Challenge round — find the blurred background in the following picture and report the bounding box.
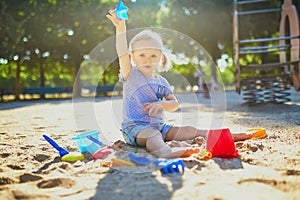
[1,0,299,101]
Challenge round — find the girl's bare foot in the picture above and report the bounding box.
[180,147,200,158]
[155,147,199,158]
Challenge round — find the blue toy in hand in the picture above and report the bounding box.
[115,1,129,20]
[154,158,185,174]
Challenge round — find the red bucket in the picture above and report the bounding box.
[206,128,239,158]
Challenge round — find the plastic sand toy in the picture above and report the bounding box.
[43,134,84,162]
[111,158,136,167]
[72,130,100,154]
[247,128,268,139]
[196,149,212,160]
[129,153,151,165]
[61,152,84,162]
[154,158,185,174]
[206,128,239,158]
[115,1,129,20]
[92,147,113,160]
[87,135,103,146]
[100,161,111,167]
[43,134,69,157]
[85,134,113,160]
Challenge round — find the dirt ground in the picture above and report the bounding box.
[0,90,299,200]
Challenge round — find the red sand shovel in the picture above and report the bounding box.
[206,128,239,159]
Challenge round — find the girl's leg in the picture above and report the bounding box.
[165,126,207,141]
[136,128,198,158]
[232,132,254,141]
[165,126,255,142]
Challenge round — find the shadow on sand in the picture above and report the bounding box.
[91,168,183,200]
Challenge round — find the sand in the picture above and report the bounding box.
[0,90,299,200]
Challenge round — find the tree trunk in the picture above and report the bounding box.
[15,60,21,101]
[39,58,45,99]
[72,61,82,98]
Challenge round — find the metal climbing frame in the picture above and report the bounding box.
[233,0,300,104]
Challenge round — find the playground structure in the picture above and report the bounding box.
[233,0,300,104]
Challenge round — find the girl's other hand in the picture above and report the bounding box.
[143,102,163,116]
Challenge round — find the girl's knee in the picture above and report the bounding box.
[136,129,162,146]
[137,128,162,139]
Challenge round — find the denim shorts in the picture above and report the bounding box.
[121,123,173,146]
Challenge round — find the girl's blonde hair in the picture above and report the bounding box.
[128,30,172,72]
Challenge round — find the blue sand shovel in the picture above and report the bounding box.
[129,153,151,165]
[115,1,129,20]
[43,134,84,162]
[43,134,69,157]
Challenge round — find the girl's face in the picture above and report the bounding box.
[131,39,162,77]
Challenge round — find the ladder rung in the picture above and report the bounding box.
[240,48,288,54]
[240,35,300,44]
[240,44,290,51]
[241,65,284,72]
[235,0,270,5]
[240,74,291,82]
[238,8,281,15]
[248,60,300,67]
[241,60,299,68]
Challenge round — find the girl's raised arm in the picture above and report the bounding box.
[106,10,131,80]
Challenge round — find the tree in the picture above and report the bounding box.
[1,0,298,101]
[0,0,33,99]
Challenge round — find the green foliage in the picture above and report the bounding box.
[0,0,297,95]
[219,66,235,84]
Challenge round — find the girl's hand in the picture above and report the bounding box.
[143,102,163,116]
[106,10,126,31]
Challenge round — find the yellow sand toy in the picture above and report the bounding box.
[246,128,268,139]
[111,158,136,167]
[194,149,212,160]
[61,152,84,162]
[100,159,136,168]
